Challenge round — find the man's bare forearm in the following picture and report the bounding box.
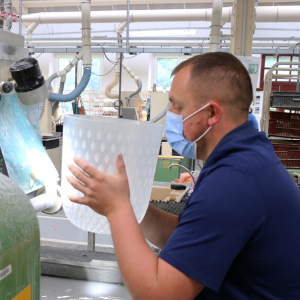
[139,203,179,249]
[108,203,204,300]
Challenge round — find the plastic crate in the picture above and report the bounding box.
[270,92,300,109]
[269,111,300,138]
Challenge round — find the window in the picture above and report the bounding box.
[156,58,178,90]
[58,57,76,91]
[57,56,102,91]
[260,54,300,92]
[154,56,190,91]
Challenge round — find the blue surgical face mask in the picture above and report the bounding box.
[165,103,211,159]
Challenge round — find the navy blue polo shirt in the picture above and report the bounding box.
[159,121,300,299]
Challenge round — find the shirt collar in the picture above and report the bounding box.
[204,121,257,167]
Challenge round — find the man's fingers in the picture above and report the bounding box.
[68,194,89,206]
[73,157,99,178]
[66,175,89,196]
[68,163,90,185]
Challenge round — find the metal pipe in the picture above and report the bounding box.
[25,41,300,49]
[27,46,299,55]
[118,53,123,118]
[81,0,92,68]
[19,0,22,34]
[168,163,196,186]
[21,6,300,25]
[241,0,247,56]
[297,44,300,92]
[126,0,130,53]
[26,22,39,40]
[3,0,12,31]
[88,232,95,252]
[27,26,300,37]
[21,8,232,24]
[209,0,223,52]
[48,0,91,102]
[26,36,300,42]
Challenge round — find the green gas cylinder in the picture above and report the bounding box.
[0,173,40,300]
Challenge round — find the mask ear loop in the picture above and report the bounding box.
[183,102,210,122]
[182,102,212,143]
[193,126,212,143]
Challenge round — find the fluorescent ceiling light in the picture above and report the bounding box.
[130,29,198,37]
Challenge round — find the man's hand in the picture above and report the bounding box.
[66,153,131,218]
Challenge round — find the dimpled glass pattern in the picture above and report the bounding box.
[61,115,163,234]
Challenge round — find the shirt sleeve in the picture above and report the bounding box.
[159,166,265,292]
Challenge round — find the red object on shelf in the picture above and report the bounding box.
[269,111,300,138]
[273,143,300,169]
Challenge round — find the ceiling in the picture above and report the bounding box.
[11,0,300,15]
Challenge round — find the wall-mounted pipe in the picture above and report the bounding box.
[22,8,232,24]
[209,0,223,52]
[104,22,123,99]
[25,26,300,37]
[47,50,84,91]
[25,40,300,49]
[241,0,247,56]
[255,6,300,22]
[105,71,120,99]
[21,6,300,26]
[81,0,92,68]
[126,78,142,107]
[48,52,84,113]
[3,0,12,31]
[25,21,38,38]
[19,0,22,34]
[105,21,142,102]
[104,22,127,99]
[48,1,91,102]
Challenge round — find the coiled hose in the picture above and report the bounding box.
[126,78,142,107]
[48,68,91,102]
[150,101,171,123]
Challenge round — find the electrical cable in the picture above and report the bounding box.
[35,52,44,59]
[99,44,120,64]
[123,53,141,59]
[91,62,119,77]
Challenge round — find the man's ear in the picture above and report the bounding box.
[207,102,221,126]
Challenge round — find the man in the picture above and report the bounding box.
[67,52,300,299]
[248,107,259,130]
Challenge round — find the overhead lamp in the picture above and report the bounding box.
[130,29,198,37]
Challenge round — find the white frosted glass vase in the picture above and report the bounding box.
[61,115,163,234]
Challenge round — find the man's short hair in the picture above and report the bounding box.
[171,52,253,115]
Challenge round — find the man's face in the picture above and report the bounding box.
[168,66,209,143]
